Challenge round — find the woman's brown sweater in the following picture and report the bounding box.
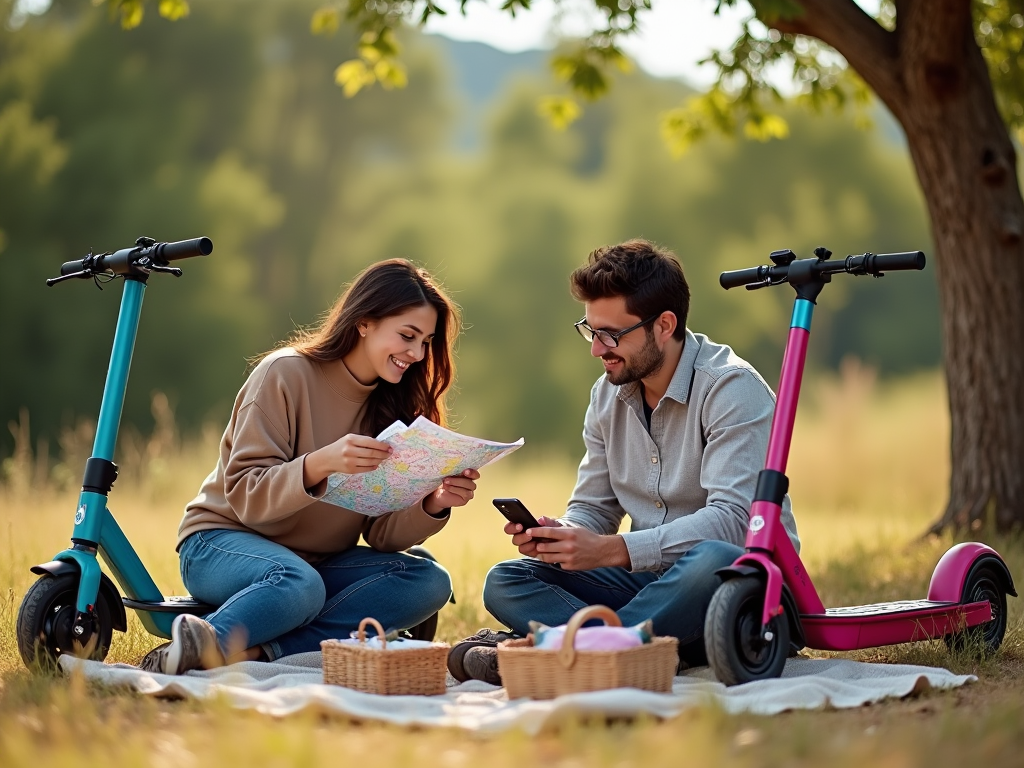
[176,348,449,558]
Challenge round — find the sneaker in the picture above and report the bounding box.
[447,628,518,683]
[461,646,502,686]
[138,614,225,675]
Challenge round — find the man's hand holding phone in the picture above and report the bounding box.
[494,497,630,571]
[505,516,563,556]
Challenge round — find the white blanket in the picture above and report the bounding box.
[59,653,974,734]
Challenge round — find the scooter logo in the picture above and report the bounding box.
[74,505,87,525]
[749,515,765,532]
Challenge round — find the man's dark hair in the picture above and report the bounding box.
[570,239,690,341]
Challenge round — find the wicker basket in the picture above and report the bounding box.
[321,617,450,695]
[497,605,679,700]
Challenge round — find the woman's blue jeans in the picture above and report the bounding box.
[482,539,743,666]
[179,529,453,660]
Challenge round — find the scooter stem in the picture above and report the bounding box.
[764,298,814,473]
[65,277,153,615]
[93,278,146,461]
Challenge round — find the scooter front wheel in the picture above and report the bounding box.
[16,573,114,669]
[705,576,790,686]
[945,561,1008,656]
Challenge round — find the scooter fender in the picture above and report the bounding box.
[30,559,128,632]
[717,552,785,630]
[926,542,1017,602]
[716,562,806,648]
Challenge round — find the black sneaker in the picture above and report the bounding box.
[447,628,518,683]
[462,646,502,686]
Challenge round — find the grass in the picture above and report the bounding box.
[2,366,1023,766]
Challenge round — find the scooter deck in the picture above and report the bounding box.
[800,599,991,651]
[123,595,215,614]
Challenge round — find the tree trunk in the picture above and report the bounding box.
[775,0,1024,532]
[900,38,1024,534]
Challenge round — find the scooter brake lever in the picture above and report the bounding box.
[149,264,183,277]
[46,271,89,287]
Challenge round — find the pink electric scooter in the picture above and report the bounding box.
[705,247,1016,685]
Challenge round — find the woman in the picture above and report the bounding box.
[141,259,476,675]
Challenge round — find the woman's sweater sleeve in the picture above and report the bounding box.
[221,371,317,527]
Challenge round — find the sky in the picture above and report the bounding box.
[423,0,751,89]
[423,0,882,90]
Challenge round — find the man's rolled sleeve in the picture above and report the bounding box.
[619,529,663,572]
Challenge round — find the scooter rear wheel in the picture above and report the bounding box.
[944,562,1007,656]
[705,576,790,686]
[16,573,114,669]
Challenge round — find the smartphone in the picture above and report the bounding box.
[492,498,554,541]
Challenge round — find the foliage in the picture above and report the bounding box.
[99,1,1024,144]
[973,0,1024,140]
[0,1,939,461]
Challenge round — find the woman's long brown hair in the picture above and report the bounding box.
[269,259,460,436]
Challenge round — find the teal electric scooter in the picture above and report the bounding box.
[16,235,448,668]
[16,237,217,666]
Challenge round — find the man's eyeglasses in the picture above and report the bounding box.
[574,314,659,348]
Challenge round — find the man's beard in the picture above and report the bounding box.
[603,330,664,386]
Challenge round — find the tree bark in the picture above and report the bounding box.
[771,0,1024,532]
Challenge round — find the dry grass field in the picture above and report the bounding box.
[2,367,1023,766]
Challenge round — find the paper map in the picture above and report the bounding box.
[322,416,524,517]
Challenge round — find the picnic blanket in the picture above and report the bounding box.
[59,653,974,734]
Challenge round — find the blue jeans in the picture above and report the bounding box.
[482,539,743,666]
[179,529,453,660]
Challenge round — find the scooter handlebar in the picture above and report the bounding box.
[58,236,214,277]
[720,249,926,290]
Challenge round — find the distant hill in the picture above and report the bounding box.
[426,34,907,152]
[426,36,548,152]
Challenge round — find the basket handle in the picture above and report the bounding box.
[558,604,622,669]
[357,617,387,649]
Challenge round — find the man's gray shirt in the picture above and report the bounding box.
[562,329,800,573]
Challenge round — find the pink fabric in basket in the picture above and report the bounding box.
[532,625,646,651]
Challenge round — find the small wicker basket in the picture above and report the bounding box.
[321,617,450,696]
[497,605,679,700]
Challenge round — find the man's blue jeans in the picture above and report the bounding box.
[179,529,453,660]
[482,539,743,666]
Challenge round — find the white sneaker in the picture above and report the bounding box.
[139,614,225,675]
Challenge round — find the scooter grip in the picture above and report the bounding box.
[60,258,87,275]
[869,251,926,272]
[155,237,214,261]
[720,266,766,290]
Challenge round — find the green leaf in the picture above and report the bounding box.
[743,112,790,141]
[311,7,340,36]
[537,95,582,131]
[158,0,189,22]
[119,0,143,30]
[660,107,706,158]
[552,51,609,100]
[334,59,375,98]
[374,59,408,90]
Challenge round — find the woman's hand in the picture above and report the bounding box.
[423,468,480,516]
[303,434,392,488]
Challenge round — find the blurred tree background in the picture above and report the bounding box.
[0,0,936,465]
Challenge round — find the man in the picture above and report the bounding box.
[447,239,799,684]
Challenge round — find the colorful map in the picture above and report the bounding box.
[322,416,524,517]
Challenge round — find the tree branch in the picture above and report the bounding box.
[762,0,905,112]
